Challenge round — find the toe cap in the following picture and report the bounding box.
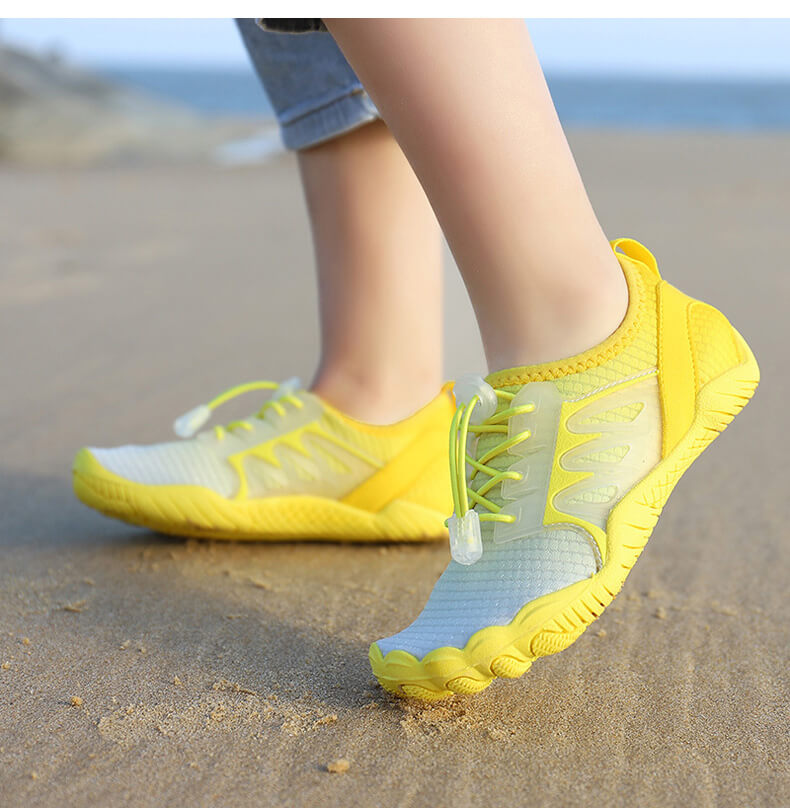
[73,442,237,497]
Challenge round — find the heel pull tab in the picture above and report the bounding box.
[611,238,661,279]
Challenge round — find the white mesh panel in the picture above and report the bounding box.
[91,441,239,497]
[89,393,331,499]
[376,528,596,659]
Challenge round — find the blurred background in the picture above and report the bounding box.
[2,17,789,433]
[3,18,790,165]
[1,21,788,807]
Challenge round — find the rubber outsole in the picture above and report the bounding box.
[370,331,760,700]
[72,449,448,543]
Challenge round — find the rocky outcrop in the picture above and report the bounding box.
[0,45,259,165]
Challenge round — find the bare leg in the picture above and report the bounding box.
[299,120,444,422]
[324,19,628,371]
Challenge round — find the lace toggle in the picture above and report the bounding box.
[173,377,303,439]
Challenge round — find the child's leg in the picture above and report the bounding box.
[325,19,758,700]
[298,121,443,424]
[325,19,627,371]
[238,20,443,423]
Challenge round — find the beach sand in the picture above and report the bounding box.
[0,131,787,807]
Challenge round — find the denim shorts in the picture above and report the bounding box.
[235,19,379,151]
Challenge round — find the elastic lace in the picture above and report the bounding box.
[175,380,304,440]
[448,391,535,523]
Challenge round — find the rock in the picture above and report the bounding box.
[0,45,264,166]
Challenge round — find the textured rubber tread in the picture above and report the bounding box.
[370,330,759,699]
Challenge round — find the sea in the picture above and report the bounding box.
[102,67,790,132]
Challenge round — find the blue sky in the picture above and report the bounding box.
[4,18,790,77]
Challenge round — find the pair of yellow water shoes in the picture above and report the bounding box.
[74,240,759,701]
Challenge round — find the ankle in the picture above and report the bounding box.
[310,364,443,424]
[485,251,629,372]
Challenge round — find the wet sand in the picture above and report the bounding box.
[0,131,788,807]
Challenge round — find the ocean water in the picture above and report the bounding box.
[103,67,790,131]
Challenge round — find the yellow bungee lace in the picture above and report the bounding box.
[449,389,535,523]
[173,378,303,440]
[447,382,535,564]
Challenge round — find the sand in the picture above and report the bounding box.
[0,131,788,807]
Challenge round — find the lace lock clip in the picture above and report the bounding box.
[448,509,483,565]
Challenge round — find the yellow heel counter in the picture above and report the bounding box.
[657,280,697,457]
[395,451,453,514]
[657,281,752,457]
[338,386,454,516]
[688,302,744,391]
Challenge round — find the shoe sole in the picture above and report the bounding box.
[73,450,448,542]
[370,329,760,700]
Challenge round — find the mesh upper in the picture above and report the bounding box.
[88,390,455,506]
[376,250,665,660]
[91,440,241,497]
[376,529,597,659]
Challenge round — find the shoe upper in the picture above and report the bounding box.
[86,384,455,507]
[376,238,748,659]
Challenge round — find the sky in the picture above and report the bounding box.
[3,18,790,78]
